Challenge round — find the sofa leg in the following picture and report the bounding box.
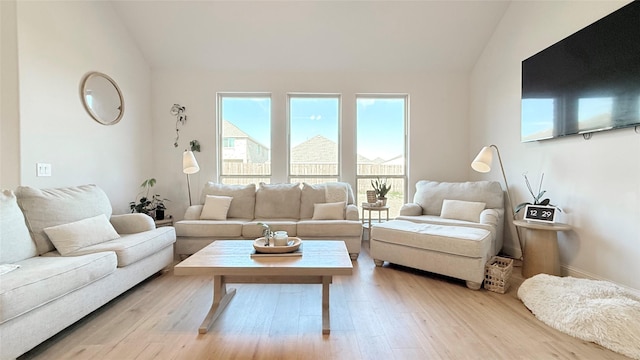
[465,281,482,290]
[373,259,384,267]
[349,253,359,261]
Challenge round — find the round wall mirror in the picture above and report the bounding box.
[80,72,124,125]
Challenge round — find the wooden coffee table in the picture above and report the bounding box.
[174,240,353,335]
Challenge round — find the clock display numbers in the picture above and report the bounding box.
[523,205,557,223]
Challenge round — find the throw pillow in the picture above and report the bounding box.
[200,195,233,220]
[312,201,346,220]
[440,199,486,223]
[43,214,120,256]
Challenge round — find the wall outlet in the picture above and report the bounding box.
[36,163,51,177]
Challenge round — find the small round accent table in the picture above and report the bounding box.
[362,205,389,239]
[513,220,572,278]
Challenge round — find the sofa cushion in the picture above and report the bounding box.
[413,180,503,215]
[255,183,301,219]
[0,251,117,324]
[201,182,256,219]
[440,199,486,223]
[200,195,233,220]
[68,227,176,267]
[15,184,113,255]
[297,220,363,238]
[312,201,345,220]
[300,182,352,219]
[175,219,248,238]
[371,220,492,258]
[43,214,120,256]
[1,190,37,264]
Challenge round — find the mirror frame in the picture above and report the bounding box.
[80,71,125,125]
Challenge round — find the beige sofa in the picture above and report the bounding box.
[0,185,176,359]
[175,182,363,259]
[370,180,504,289]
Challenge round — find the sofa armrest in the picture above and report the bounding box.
[480,209,500,228]
[345,204,359,221]
[110,213,155,234]
[400,203,423,216]
[184,205,204,220]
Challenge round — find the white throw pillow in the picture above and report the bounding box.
[312,201,345,220]
[440,199,486,223]
[43,214,120,256]
[200,195,233,220]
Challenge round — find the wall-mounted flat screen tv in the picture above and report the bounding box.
[521,1,640,142]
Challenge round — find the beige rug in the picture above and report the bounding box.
[518,274,640,360]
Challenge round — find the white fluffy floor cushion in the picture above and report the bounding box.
[518,274,640,359]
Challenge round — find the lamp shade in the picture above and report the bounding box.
[182,150,200,175]
[471,146,493,173]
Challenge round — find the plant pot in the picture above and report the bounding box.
[155,209,165,220]
[377,197,387,206]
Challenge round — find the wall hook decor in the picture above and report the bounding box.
[171,104,187,147]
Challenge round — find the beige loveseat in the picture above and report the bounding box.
[370,180,504,289]
[175,182,363,260]
[0,185,176,359]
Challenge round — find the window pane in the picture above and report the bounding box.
[290,177,339,185]
[220,96,271,181]
[356,98,405,175]
[289,96,340,177]
[356,96,407,218]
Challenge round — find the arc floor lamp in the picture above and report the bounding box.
[182,150,200,206]
[471,145,523,258]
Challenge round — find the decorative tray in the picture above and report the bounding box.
[253,237,302,254]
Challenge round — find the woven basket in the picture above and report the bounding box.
[484,256,513,294]
[366,190,377,203]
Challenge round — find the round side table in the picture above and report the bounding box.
[361,205,389,239]
[513,220,572,278]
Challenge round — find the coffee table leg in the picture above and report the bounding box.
[199,275,236,334]
[322,276,331,335]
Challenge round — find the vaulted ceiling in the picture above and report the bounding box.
[111,0,510,73]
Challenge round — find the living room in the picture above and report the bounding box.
[1,0,639,358]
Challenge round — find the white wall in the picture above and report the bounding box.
[470,1,639,291]
[151,70,471,220]
[1,0,21,189]
[14,1,152,213]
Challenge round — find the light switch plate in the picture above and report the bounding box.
[36,163,51,177]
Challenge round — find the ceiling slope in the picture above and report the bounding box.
[111,0,510,72]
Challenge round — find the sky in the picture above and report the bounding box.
[221,96,405,161]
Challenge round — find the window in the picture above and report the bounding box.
[218,94,271,185]
[288,95,340,184]
[356,95,407,218]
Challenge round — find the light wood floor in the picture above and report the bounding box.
[20,241,629,360]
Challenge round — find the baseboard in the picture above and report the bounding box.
[562,264,640,296]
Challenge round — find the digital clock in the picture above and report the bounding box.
[523,205,557,223]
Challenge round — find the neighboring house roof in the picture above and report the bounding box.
[223,119,250,138]
[222,124,399,165]
[222,119,270,149]
[291,135,337,163]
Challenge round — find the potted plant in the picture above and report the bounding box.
[129,178,169,219]
[514,173,561,215]
[371,177,391,206]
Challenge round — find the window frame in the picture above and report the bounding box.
[355,94,409,214]
[287,93,342,183]
[217,92,272,184]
